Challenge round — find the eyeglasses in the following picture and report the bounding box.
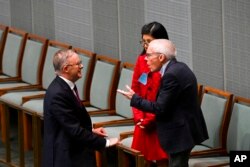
[66,61,83,67]
[145,52,162,58]
[139,40,152,46]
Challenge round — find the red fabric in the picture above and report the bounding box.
[131,54,168,161]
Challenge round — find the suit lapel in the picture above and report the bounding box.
[156,58,177,98]
[56,76,82,107]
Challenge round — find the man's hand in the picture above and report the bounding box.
[92,127,108,137]
[117,85,135,100]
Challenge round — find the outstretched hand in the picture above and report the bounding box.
[117,85,135,100]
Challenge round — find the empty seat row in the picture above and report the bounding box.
[0,24,73,167]
[1,23,250,167]
[0,24,132,167]
[117,86,250,167]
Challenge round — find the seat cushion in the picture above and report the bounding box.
[121,136,133,147]
[0,82,30,88]
[191,145,211,152]
[105,125,134,138]
[189,156,229,167]
[22,99,44,115]
[0,75,9,79]
[91,115,125,124]
[86,106,100,112]
[0,90,45,106]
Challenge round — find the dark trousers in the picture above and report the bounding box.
[169,148,192,167]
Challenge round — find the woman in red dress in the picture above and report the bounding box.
[131,22,169,167]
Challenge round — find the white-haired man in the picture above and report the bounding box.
[118,39,208,167]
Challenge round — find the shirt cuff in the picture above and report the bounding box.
[105,139,110,147]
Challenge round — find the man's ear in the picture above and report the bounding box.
[62,65,69,73]
[159,54,166,62]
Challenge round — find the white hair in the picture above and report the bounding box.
[149,39,177,59]
[53,49,76,74]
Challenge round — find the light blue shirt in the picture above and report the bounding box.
[160,61,170,77]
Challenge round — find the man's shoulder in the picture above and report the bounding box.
[46,77,65,95]
[47,77,59,88]
[164,61,194,80]
[167,61,188,72]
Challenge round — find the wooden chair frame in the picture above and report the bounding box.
[117,131,146,167]
[117,144,145,167]
[189,96,250,167]
[0,23,8,165]
[0,24,9,71]
[0,27,27,81]
[73,47,96,102]
[0,31,48,167]
[197,84,203,106]
[191,86,233,157]
[90,62,136,167]
[0,32,48,113]
[0,33,49,96]
[91,63,135,127]
[83,54,121,115]
[0,30,37,166]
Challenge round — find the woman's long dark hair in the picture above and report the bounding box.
[141,21,169,54]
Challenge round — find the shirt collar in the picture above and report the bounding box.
[160,60,170,77]
[59,76,75,90]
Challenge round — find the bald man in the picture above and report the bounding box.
[118,39,208,167]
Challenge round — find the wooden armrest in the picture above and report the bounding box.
[191,148,227,157]
[82,101,90,106]
[0,76,21,82]
[117,143,142,156]
[37,113,44,119]
[120,131,134,140]
[0,84,42,96]
[88,110,110,115]
[93,118,134,128]
[22,93,45,104]
[88,109,115,116]
[208,162,229,167]
[82,101,116,116]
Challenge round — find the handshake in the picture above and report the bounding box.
[92,127,120,147]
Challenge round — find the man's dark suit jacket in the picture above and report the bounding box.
[43,76,106,167]
[131,58,208,154]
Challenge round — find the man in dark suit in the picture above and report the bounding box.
[118,39,208,167]
[43,49,119,167]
